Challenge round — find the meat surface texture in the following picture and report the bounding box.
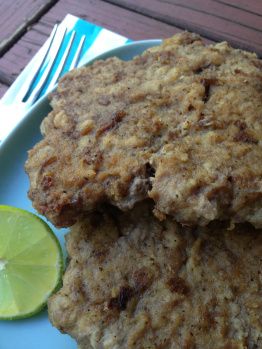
[25,32,262,227]
[48,203,262,349]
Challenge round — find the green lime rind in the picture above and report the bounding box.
[0,205,64,320]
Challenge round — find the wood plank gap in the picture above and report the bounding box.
[103,0,262,55]
[0,0,58,58]
[161,1,261,33]
[0,82,9,97]
[102,0,218,42]
[0,70,14,86]
[213,0,262,16]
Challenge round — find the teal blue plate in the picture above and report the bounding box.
[0,40,161,349]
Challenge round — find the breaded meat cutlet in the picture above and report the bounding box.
[48,203,262,349]
[25,32,262,228]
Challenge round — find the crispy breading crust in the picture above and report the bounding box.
[48,203,262,349]
[25,32,262,227]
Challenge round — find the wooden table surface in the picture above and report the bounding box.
[0,0,261,98]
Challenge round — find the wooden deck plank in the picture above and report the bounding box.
[107,0,262,56]
[0,0,57,56]
[0,0,182,91]
[215,0,262,14]
[0,82,9,97]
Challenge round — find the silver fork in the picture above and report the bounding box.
[23,25,86,105]
[0,24,86,141]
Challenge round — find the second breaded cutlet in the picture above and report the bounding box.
[48,202,262,349]
[25,32,262,228]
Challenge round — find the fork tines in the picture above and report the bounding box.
[23,25,86,105]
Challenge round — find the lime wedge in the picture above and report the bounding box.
[0,205,63,320]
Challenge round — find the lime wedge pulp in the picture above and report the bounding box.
[0,205,63,320]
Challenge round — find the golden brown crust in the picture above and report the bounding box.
[48,203,262,349]
[25,32,262,227]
